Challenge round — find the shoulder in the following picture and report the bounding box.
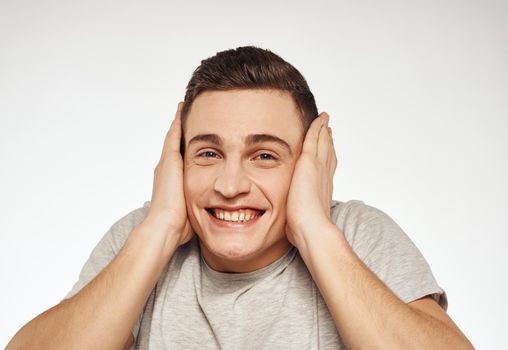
[60,201,152,301]
[331,199,383,222]
[330,200,448,309]
[113,201,151,229]
[330,199,408,248]
[331,199,394,231]
[102,201,151,253]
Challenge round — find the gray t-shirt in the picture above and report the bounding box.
[62,199,447,349]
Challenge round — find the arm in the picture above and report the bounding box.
[6,222,179,350]
[285,112,474,349]
[295,221,474,350]
[7,101,192,350]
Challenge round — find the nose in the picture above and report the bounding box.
[213,159,251,198]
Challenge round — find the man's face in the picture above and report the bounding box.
[183,89,304,273]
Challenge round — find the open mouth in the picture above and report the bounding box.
[205,208,265,223]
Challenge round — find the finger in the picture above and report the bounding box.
[327,127,337,162]
[328,127,334,146]
[326,126,337,215]
[316,122,334,215]
[327,127,338,177]
[329,179,333,217]
[317,116,332,163]
[324,127,337,209]
[160,102,184,160]
[323,126,336,160]
[302,112,328,156]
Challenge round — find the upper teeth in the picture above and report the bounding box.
[211,209,262,222]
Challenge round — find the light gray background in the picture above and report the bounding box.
[1,0,506,348]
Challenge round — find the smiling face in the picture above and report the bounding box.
[183,89,305,273]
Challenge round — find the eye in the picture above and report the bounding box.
[197,151,220,159]
[254,152,277,161]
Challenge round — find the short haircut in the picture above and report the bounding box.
[180,45,319,135]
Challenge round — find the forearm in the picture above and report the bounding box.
[6,222,179,350]
[296,222,473,350]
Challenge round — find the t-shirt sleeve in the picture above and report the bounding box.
[333,200,448,310]
[60,201,151,349]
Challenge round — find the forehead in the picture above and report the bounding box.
[184,89,304,147]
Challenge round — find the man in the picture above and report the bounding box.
[7,46,474,349]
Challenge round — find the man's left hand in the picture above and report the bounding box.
[285,112,338,248]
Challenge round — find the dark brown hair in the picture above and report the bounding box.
[181,45,319,134]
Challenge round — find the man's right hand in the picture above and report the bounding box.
[142,101,194,249]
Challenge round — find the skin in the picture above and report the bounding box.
[182,88,308,273]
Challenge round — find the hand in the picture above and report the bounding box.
[143,102,194,247]
[285,112,338,248]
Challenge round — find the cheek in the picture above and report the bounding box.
[183,166,213,201]
[250,168,294,204]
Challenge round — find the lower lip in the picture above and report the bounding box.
[205,210,264,230]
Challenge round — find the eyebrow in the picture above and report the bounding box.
[187,133,293,155]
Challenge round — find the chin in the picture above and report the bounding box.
[197,230,264,261]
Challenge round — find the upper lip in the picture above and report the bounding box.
[206,205,265,212]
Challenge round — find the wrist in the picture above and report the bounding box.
[290,213,332,241]
[293,219,346,255]
[130,221,181,260]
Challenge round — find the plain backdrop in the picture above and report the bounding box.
[1,0,506,348]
